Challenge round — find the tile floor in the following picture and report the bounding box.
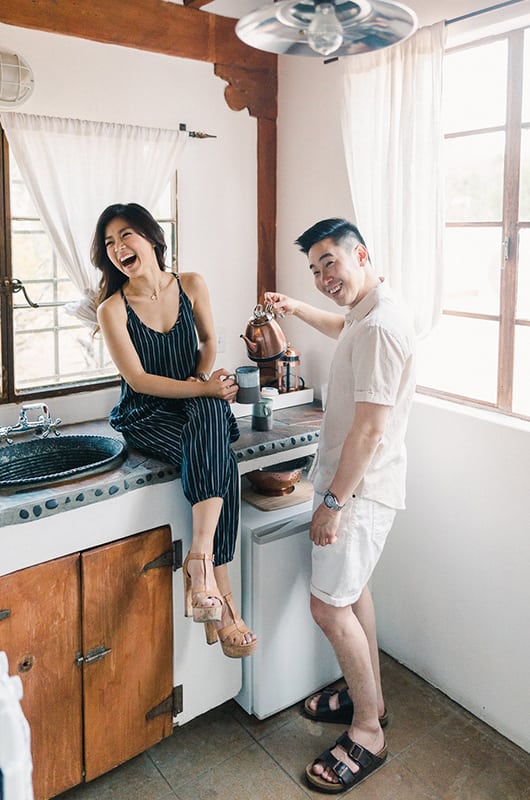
[55,652,530,800]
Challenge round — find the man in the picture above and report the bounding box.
[265,218,415,794]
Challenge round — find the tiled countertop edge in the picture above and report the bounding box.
[0,406,322,527]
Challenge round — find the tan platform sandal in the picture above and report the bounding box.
[204,592,257,658]
[182,552,223,623]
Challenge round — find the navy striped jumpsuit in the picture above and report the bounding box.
[109,274,240,565]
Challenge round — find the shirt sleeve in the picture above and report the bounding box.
[352,323,409,406]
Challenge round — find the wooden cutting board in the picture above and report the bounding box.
[241,477,314,511]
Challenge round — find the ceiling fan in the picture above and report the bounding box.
[235,0,418,58]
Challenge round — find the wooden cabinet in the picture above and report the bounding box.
[0,526,174,800]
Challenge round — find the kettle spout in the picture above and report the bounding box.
[240,334,258,354]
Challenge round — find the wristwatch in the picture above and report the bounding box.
[323,491,344,511]
[195,372,210,382]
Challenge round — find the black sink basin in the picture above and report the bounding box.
[0,435,127,491]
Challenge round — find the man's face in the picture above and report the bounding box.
[308,236,367,307]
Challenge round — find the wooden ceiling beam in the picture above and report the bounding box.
[183,0,215,7]
[0,0,275,73]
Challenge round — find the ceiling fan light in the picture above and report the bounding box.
[307,3,344,56]
[235,1,418,59]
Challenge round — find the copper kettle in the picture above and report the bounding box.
[241,303,287,362]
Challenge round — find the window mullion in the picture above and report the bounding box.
[0,129,14,402]
[498,29,523,410]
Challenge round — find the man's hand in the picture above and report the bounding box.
[263,291,298,318]
[310,503,341,546]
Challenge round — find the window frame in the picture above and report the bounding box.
[416,25,530,423]
[0,128,178,404]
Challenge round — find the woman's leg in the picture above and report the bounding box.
[210,450,256,649]
[184,497,224,614]
[180,398,239,619]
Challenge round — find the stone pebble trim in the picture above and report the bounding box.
[0,429,319,527]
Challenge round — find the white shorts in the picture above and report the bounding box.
[310,494,396,607]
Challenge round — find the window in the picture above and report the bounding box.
[0,133,177,402]
[416,26,530,421]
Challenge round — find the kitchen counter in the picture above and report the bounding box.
[0,402,322,528]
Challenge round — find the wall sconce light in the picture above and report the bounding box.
[0,50,34,108]
[236,0,418,59]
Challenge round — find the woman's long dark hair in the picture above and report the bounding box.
[91,203,167,306]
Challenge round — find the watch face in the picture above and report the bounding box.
[324,492,337,510]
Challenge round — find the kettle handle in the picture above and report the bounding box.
[253,302,274,322]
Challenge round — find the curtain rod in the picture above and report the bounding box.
[179,123,216,139]
[446,0,526,26]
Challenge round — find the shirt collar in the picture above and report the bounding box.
[345,278,386,324]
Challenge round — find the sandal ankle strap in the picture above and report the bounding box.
[187,552,214,562]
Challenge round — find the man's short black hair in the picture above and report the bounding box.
[295,218,369,258]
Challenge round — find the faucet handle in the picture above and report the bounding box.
[42,417,62,438]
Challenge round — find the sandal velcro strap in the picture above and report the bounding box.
[316,687,351,716]
[315,688,338,714]
[336,733,377,770]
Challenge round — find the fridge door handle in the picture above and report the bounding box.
[253,513,313,544]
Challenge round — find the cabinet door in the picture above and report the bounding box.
[0,554,83,800]
[81,526,173,781]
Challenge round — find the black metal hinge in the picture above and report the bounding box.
[142,539,182,572]
[146,685,183,720]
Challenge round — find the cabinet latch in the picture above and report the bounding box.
[84,644,112,665]
[0,609,11,622]
[146,685,183,720]
[142,540,182,572]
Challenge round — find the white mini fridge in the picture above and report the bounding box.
[236,495,341,719]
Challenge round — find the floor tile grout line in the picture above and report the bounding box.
[150,741,260,793]
[146,749,189,795]
[251,737,316,798]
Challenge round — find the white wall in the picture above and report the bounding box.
[372,398,530,752]
[0,22,258,425]
[275,1,530,752]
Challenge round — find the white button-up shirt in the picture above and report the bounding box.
[312,281,416,510]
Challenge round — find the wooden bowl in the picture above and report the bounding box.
[246,457,309,496]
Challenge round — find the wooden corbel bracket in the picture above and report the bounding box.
[214,63,277,122]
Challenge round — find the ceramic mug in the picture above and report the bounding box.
[252,397,273,431]
[235,366,260,404]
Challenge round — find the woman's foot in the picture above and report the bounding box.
[205,592,257,657]
[183,552,222,622]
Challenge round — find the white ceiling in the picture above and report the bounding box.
[176,1,497,28]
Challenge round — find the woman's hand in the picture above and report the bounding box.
[263,291,298,318]
[202,368,238,403]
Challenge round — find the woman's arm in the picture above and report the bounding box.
[97,292,236,401]
[180,272,216,377]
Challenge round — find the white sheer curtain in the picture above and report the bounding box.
[341,22,446,338]
[0,113,187,324]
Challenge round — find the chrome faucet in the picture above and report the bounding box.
[0,403,62,445]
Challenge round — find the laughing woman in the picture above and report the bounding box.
[91,202,256,658]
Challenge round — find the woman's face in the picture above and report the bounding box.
[103,217,155,278]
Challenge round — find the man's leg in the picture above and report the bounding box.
[351,586,385,717]
[306,585,385,720]
[309,594,385,784]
